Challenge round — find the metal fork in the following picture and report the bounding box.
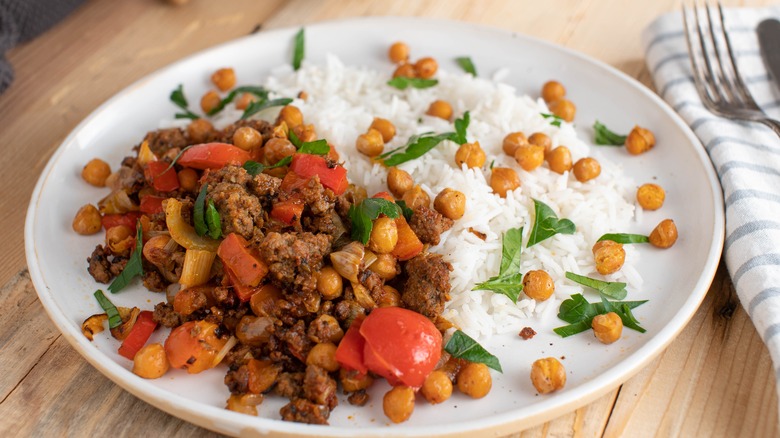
[683,2,780,137]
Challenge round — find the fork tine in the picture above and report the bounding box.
[683,3,718,108]
[717,2,761,108]
[693,2,727,104]
[704,2,738,103]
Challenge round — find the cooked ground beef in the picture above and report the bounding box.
[276,320,313,363]
[143,128,188,157]
[209,181,264,240]
[225,364,250,394]
[142,270,167,292]
[409,205,454,246]
[402,252,453,319]
[152,302,182,328]
[279,398,330,425]
[87,245,128,284]
[273,372,304,399]
[347,390,369,406]
[359,269,385,302]
[259,231,332,294]
[303,365,338,409]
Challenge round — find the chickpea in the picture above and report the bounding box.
[387,167,414,197]
[200,90,221,114]
[177,168,198,192]
[340,368,374,392]
[306,342,339,372]
[549,99,576,122]
[649,219,678,249]
[514,144,545,171]
[263,138,296,165]
[528,132,553,154]
[402,185,430,210]
[383,386,415,423]
[226,393,263,416]
[277,105,304,129]
[522,270,555,301]
[393,63,416,78]
[625,126,655,155]
[234,93,256,110]
[187,118,214,144]
[592,240,626,275]
[434,188,466,220]
[636,183,665,210]
[530,357,566,394]
[317,266,343,300]
[541,80,566,103]
[211,67,236,92]
[592,312,623,344]
[72,204,102,235]
[421,370,453,404]
[368,217,399,254]
[426,100,453,120]
[454,141,486,169]
[573,157,601,182]
[414,57,438,79]
[371,253,399,280]
[356,128,384,157]
[132,343,170,379]
[82,158,111,187]
[378,284,401,307]
[232,127,262,151]
[502,132,528,156]
[490,167,521,198]
[388,42,410,64]
[456,362,492,399]
[370,117,396,142]
[546,146,573,174]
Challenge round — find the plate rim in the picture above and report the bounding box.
[24,15,725,437]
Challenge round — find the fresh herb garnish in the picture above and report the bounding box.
[298,139,329,155]
[170,84,200,120]
[593,121,627,146]
[208,85,269,116]
[395,200,414,221]
[288,130,303,148]
[206,200,222,239]
[541,112,563,127]
[553,293,647,337]
[597,233,650,244]
[347,198,402,244]
[455,56,477,76]
[94,290,122,329]
[526,199,575,247]
[444,330,502,372]
[565,271,627,300]
[490,160,495,170]
[386,77,439,90]
[242,157,293,176]
[194,184,209,236]
[108,223,144,293]
[473,227,524,302]
[380,112,470,166]
[241,97,294,120]
[292,28,305,71]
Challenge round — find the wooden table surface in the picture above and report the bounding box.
[1,0,778,436]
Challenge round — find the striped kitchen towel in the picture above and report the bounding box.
[643,5,780,404]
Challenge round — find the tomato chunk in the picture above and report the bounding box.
[289,153,348,195]
[334,318,368,375]
[178,143,251,170]
[164,320,227,374]
[144,161,180,192]
[391,216,423,261]
[118,311,157,360]
[270,198,305,225]
[225,266,260,302]
[139,195,166,215]
[217,233,268,287]
[102,212,142,231]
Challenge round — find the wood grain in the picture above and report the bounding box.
[1,0,778,436]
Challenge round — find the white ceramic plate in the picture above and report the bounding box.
[25,17,724,437]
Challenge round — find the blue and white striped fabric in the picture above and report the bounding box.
[643,6,780,400]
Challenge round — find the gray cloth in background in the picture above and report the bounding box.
[0,0,85,94]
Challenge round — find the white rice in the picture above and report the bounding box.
[206,54,640,339]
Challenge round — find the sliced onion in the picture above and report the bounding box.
[99,189,139,214]
[212,335,238,367]
[166,283,181,305]
[330,241,364,283]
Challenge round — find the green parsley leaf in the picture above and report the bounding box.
[241,97,294,120]
[593,121,627,146]
[444,330,502,372]
[565,272,627,300]
[292,28,305,71]
[298,139,330,155]
[170,84,200,120]
[452,111,470,145]
[395,200,414,221]
[597,233,650,244]
[108,224,144,293]
[541,112,563,127]
[381,132,453,167]
[386,77,439,90]
[206,200,222,239]
[455,56,477,76]
[208,85,269,116]
[526,199,575,247]
[94,290,122,329]
[473,272,524,302]
[472,227,524,302]
[193,184,208,236]
[347,198,402,244]
[553,293,647,337]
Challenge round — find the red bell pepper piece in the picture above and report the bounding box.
[224,266,259,302]
[270,198,305,225]
[101,212,142,231]
[178,143,251,170]
[289,153,348,195]
[139,195,166,215]
[217,233,268,287]
[144,161,180,192]
[392,216,424,261]
[118,310,157,360]
[334,317,368,375]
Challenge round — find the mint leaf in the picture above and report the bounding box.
[453,111,470,145]
[348,198,402,244]
[499,227,524,276]
[241,97,293,120]
[386,77,439,90]
[444,330,502,372]
[565,272,627,300]
[593,121,627,146]
[527,199,575,247]
[472,272,524,302]
[193,184,208,236]
[208,85,269,116]
[206,199,222,239]
[108,224,144,293]
[455,56,477,76]
[292,28,305,71]
[597,233,649,244]
[553,293,647,337]
[541,112,563,127]
[298,139,330,155]
[381,132,453,167]
[170,84,199,120]
[94,290,122,328]
[395,200,414,221]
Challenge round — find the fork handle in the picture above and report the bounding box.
[760,119,780,139]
